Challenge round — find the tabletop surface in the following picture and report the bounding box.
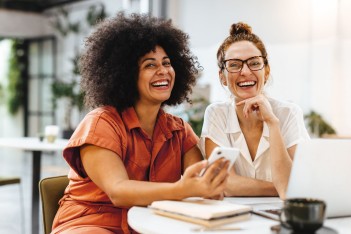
[0,137,69,151]
[128,197,351,234]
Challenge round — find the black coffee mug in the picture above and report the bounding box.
[280,198,326,233]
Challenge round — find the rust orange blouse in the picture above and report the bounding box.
[51,106,199,234]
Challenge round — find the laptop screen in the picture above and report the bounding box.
[286,139,351,218]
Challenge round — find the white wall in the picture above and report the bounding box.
[169,0,351,136]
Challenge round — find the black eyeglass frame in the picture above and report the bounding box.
[222,56,267,73]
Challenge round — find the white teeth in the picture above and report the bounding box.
[152,81,168,87]
[238,81,256,87]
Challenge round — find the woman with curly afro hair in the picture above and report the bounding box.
[51,12,229,234]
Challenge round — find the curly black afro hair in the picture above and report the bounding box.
[80,12,200,112]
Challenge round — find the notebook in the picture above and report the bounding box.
[286,139,351,218]
[149,197,251,227]
[253,139,351,220]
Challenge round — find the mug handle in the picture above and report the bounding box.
[279,208,292,230]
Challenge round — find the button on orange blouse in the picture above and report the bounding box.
[51,106,199,234]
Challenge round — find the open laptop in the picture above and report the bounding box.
[286,138,351,218]
[254,139,351,219]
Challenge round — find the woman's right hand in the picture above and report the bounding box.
[177,158,229,199]
[236,94,279,126]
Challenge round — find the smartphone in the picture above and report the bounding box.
[199,146,240,176]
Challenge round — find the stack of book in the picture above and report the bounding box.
[148,197,252,227]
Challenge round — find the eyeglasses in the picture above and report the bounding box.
[223,56,266,73]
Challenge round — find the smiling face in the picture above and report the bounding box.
[220,41,267,101]
[137,45,175,106]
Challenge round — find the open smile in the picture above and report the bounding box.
[151,80,169,87]
[237,81,256,87]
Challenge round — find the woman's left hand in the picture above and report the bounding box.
[204,192,224,200]
[236,94,278,125]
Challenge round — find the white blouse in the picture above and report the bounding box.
[200,98,310,182]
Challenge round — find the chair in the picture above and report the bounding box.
[39,175,69,234]
[0,176,24,233]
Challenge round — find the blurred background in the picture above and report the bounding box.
[1,0,350,140]
[0,0,350,233]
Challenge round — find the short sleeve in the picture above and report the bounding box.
[199,103,231,152]
[181,120,200,155]
[281,104,311,148]
[63,108,125,178]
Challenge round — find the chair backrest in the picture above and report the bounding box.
[39,175,69,234]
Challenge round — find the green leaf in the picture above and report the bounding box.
[86,4,107,26]
[304,110,336,137]
[7,40,24,115]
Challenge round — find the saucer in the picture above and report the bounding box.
[271,225,338,234]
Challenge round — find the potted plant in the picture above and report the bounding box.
[304,110,336,138]
[175,83,210,136]
[51,78,84,139]
[184,97,209,136]
[52,51,84,139]
[6,40,24,115]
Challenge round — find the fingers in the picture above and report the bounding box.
[236,95,272,119]
[182,159,229,198]
[201,158,227,180]
[183,160,208,178]
[204,192,224,200]
[209,160,229,184]
[236,98,258,118]
[201,159,229,196]
[209,160,229,191]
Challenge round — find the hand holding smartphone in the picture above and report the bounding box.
[199,146,240,176]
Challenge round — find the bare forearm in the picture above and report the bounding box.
[109,180,187,207]
[81,145,228,208]
[268,122,292,199]
[225,175,278,197]
[108,158,228,207]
